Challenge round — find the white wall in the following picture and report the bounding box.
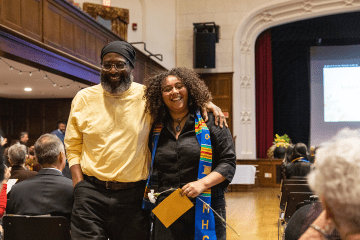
[176,0,270,73]
[74,0,176,70]
[140,0,176,70]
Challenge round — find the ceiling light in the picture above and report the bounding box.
[53,83,57,87]
[24,88,32,92]
[19,71,22,75]
[29,72,32,76]
[9,66,13,70]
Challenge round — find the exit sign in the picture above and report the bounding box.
[103,0,110,6]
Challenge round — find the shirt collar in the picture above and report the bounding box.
[42,167,62,173]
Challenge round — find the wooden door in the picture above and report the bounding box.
[199,72,233,134]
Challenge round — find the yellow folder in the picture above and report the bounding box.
[152,188,194,228]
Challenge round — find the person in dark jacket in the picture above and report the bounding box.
[285,143,312,179]
[7,134,73,222]
[144,67,236,240]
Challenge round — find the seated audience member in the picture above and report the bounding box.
[6,134,73,222]
[285,198,341,240]
[274,146,287,159]
[25,146,42,172]
[281,144,294,179]
[19,132,29,147]
[308,146,316,163]
[8,143,37,183]
[3,140,19,167]
[0,166,10,218]
[285,143,311,179]
[299,128,360,240]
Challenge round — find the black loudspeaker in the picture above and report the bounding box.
[193,32,216,69]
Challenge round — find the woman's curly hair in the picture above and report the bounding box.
[143,67,212,124]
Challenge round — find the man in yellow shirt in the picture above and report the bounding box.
[65,41,226,239]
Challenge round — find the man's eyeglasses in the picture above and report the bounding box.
[102,61,128,71]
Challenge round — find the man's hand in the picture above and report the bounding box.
[201,102,228,128]
[1,138,7,146]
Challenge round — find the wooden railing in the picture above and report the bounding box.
[0,0,166,84]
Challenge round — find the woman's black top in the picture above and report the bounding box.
[152,111,236,203]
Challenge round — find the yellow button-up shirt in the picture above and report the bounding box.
[65,83,152,182]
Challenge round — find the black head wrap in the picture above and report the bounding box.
[100,41,136,68]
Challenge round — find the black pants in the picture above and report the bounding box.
[71,179,151,240]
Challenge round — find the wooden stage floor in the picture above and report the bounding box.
[225,187,280,240]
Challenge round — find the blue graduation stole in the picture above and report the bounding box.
[194,110,217,240]
[142,124,162,210]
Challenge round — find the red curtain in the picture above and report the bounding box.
[255,30,273,158]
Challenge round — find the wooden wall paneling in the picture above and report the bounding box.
[22,0,42,41]
[11,100,28,142]
[43,100,59,134]
[57,99,72,123]
[28,100,43,146]
[95,37,107,66]
[85,31,97,65]
[0,98,73,146]
[148,63,160,77]
[257,163,274,187]
[236,159,283,188]
[0,0,22,32]
[74,24,87,59]
[133,60,146,84]
[145,62,152,79]
[60,15,75,54]
[132,53,146,84]
[43,1,61,48]
[0,98,12,136]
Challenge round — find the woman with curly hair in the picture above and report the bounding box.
[143,67,236,240]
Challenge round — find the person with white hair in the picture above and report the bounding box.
[299,128,360,240]
[8,142,37,183]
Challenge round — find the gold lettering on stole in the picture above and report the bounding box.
[203,203,210,213]
[203,236,209,240]
[202,220,209,229]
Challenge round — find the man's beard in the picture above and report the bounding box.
[100,71,133,94]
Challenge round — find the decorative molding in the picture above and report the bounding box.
[233,0,360,159]
[83,3,129,40]
[344,0,354,6]
[261,11,274,22]
[302,1,314,13]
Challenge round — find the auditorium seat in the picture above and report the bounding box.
[280,179,308,192]
[3,215,71,240]
[280,184,311,211]
[284,192,314,223]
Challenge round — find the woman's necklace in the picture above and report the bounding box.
[173,112,189,132]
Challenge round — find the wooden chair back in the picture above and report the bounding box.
[284,192,314,223]
[281,179,308,192]
[280,184,311,211]
[3,215,71,240]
